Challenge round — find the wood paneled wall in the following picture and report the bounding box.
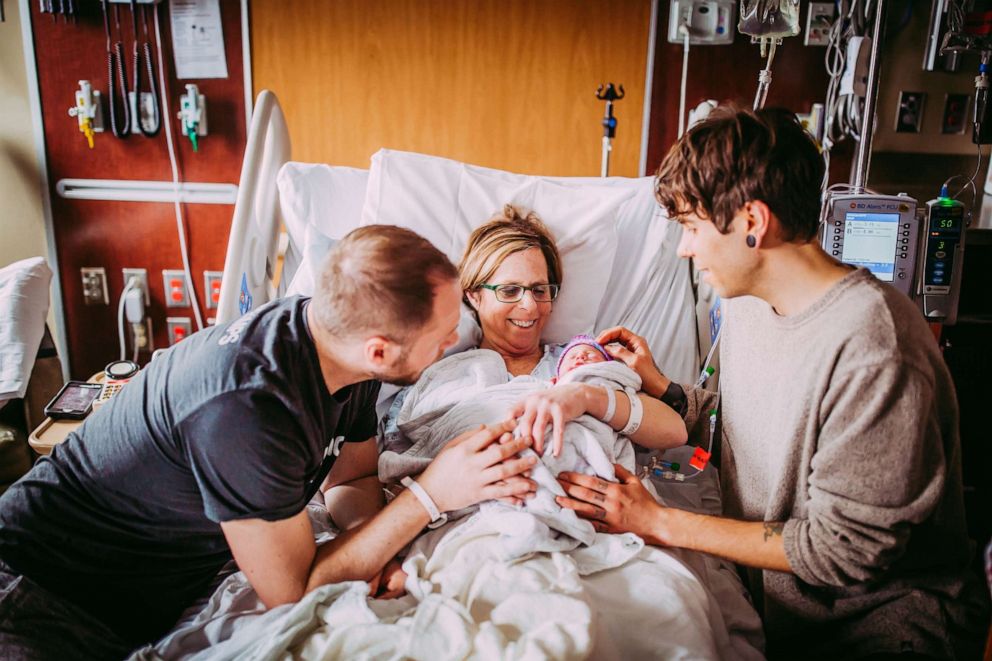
[29,1,246,378]
[250,0,652,177]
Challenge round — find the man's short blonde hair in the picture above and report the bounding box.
[312,225,458,341]
[458,205,563,304]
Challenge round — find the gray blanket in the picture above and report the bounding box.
[378,349,641,545]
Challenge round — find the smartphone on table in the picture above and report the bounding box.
[44,382,103,420]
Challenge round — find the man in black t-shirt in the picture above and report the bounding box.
[0,226,538,659]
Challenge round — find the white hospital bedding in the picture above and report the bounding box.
[133,497,764,661]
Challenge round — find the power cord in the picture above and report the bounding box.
[153,4,205,331]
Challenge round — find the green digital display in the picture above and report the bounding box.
[931,215,961,231]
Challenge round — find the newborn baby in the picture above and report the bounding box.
[552,334,613,383]
[379,338,643,545]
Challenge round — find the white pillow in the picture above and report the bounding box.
[279,163,369,298]
[278,162,368,247]
[0,257,52,406]
[360,149,635,344]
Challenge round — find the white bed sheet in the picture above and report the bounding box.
[133,493,764,661]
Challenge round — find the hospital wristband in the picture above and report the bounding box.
[401,477,448,529]
[600,385,617,424]
[620,388,644,436]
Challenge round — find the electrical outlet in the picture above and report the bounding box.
[122,268,150,305]
[166,317,192,345]
[163,269,190,308]
[204,271,223,309]
[132,318,154,352]
[805,2,836,47]
[942,94,970,134]
[80,267,109,305]
[895,91,926,133]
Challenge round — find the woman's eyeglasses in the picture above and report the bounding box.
[478,283,560,303]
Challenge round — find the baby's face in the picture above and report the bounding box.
[558,344,608,377]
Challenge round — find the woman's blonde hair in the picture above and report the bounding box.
[458,205,563,305]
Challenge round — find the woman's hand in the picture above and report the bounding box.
[509,383,596,458]
[596,327,669,398]
[418,421,538,513]
[556,464,668,545]
[368,557,407,600]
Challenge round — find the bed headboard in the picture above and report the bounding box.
[216,90,291,324]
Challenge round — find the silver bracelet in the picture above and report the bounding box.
[620,388,643,436]
[600,385,617,424]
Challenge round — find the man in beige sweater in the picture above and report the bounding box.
[556,106,989,659]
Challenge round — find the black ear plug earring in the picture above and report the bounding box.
[746,234,757,248]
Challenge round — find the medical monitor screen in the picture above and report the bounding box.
[841,212,900,282]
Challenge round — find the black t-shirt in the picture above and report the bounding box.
[0,296,379,645]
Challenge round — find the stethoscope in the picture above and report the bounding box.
[130,0,161,136]
[101,0,130,138]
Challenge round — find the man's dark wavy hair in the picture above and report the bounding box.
[655,104,824,242]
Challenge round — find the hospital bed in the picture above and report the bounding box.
[147,90,764,659]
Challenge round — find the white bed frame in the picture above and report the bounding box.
[217,90,292,325]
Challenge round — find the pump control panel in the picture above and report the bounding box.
[821,193,921,296]
[918,197,967,323]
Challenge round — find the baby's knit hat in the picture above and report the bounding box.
[556,334,613,376]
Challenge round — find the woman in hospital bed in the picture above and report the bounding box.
[352,208,741,659]
[381,205,687,455]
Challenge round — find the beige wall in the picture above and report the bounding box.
[251,0,652,177]
[0,1,47,268]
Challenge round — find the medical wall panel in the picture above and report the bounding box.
[250,0,652,177]
[645,0,843,178]
[28,1,247,379]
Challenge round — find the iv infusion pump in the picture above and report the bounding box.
[821,192,967,324]
[822,193,920,295]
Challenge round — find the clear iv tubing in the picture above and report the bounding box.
[753,40,777,110]
[678,24,690,137]
[153,7,205,331]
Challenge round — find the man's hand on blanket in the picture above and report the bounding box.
[418,420,538,513]
[597,326,669,399]
[368,557,407,600]
[509,383,594,458]
[556,464,665,543]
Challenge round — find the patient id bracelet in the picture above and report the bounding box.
[600,385,617,424]
[400,477,448,529]
[620,387,643,436]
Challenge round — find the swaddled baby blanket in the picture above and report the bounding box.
[378,349,641,546]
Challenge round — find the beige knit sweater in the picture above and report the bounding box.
[683,268,988,659]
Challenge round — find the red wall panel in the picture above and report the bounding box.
[645,1,854,181]
[29,0,247,378]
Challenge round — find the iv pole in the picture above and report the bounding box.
[852,0,888,192]
[596,83,624,177]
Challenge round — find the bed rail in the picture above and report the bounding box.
[216,90,291,324]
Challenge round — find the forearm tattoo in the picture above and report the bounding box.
[763,522,784,542]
